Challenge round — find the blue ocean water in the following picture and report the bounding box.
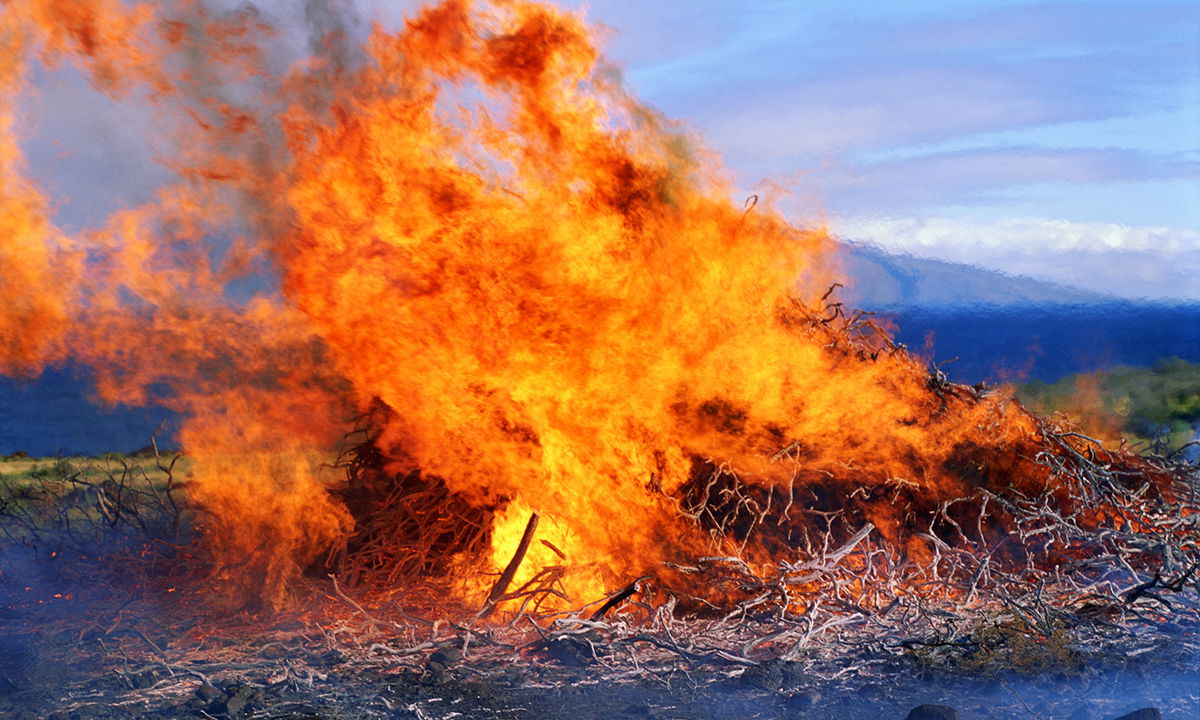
[885,302,1200,384]
[2,303,1197,457]
[0,366,177,457]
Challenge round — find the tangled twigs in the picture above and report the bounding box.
[317,288,1198,666]
[327,415,493,586]
[0,451,186,567]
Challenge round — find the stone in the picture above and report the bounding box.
[545,637,592,667]
[779,660,807,689]
[195,683,222,702]
[905,704,960,720]
[421,661,451,686]
[1110,710,1162,720]
[429,647,461,666]
[223,694,248,717]
[209,683,258,718]
[738,659,784,691]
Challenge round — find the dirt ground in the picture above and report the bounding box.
[0,614,1195,720]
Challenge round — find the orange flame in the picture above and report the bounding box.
[1,0,1046,609]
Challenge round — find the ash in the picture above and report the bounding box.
[1,569,1197,720]
[2,431,1197,719]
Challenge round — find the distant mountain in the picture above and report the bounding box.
[836,241,1111,309]
[825,242,1200,385]
[836,219,1200,304]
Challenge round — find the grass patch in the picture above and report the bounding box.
[0,451,190,561]
[906,610,1081,678]
[1017,357,1200,454]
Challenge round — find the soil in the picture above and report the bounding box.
[0,614,1194,720]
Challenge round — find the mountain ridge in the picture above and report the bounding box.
[837,240,1115,309]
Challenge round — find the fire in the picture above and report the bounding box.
[0,0,1078,611]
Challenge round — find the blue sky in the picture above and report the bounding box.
[572,1,1198,224]
[24,0,1200,300]
[557,0,1199,299]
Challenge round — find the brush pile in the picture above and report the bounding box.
[323,294,1200,627]
[2,301,1198,719]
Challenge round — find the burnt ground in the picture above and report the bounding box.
[0,604,1196,720]
[2,444,1197,720]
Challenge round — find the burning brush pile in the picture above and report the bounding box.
[1,0,1198,717]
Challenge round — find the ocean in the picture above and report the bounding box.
[0,366,177,457]
[3,302,1198,457]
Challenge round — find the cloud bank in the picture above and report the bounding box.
[20,0,1200,302]
[839,216,1200,301]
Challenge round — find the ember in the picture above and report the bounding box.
[0,1,1197,718]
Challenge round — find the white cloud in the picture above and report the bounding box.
[803,147,1195,215]
[593,1,1199,229]
[837,216,1200,301]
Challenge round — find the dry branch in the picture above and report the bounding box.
[478,512,540,618]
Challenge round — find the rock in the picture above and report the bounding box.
[186,697,209,710]
[429,647,461,666]
[421,661,451,686]
[208,683,259,719]
[779,660,807,689]
[1110,710,1162,720]
[738,659,784,691]
[196,683,222,702]
[905,704,960,720]
[423,645,459,684]
[779,690,820,714]
[222,693,248,717]
[545,636,592,667]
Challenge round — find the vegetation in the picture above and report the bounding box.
[0,451,188,563]
[906,610,1081,678]
[0,453,179,487]
[1017,357,1200,455]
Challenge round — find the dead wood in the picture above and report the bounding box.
[590,576,648,621]
[479,512,540,618]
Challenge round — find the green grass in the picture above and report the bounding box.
[0,453,182,486]
[0,451,190,555]
[906,610,1081,679]
[1017,356,1200,454]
